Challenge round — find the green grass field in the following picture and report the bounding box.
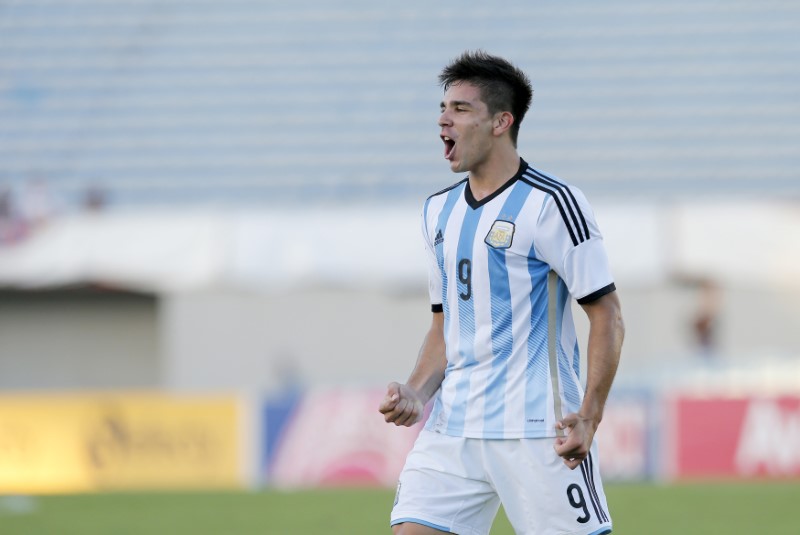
[1,482,798,534]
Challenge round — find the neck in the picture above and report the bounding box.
[469,144,520,201]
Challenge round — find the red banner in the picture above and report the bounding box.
[594,394,653,481]
[267,388,422,487]
[673,396,800,479]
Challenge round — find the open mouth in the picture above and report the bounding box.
[442,136,456,160]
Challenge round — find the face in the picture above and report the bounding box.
[438,82,496,174]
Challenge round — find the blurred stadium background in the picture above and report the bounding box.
[1,0,799,531]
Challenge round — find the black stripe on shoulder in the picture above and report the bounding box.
[525,168,590,243]
[520,174,579,246]
[577,283,616,305]
[427,177,468,201]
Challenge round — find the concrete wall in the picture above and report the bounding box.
[160,287,432,395]
[160,282,800,395]
[1,280,797,393]
[0,290,159,390]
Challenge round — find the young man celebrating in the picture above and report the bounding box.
[379,51,625,535]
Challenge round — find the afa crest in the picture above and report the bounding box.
[485,220,515,249]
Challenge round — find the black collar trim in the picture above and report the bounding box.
[464,158,528,209]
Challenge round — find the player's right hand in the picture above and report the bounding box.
[379,382,424,427]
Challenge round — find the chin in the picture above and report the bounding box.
[448,160,466,173]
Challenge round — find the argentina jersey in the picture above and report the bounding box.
[421,159,615,439]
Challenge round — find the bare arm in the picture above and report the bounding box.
[379,312,447,427]
[554,290,624,468]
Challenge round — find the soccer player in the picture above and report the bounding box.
[379,50,625,535]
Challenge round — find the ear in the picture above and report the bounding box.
[493,111,515,137]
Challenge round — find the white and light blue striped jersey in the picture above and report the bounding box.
[422,158,616,439]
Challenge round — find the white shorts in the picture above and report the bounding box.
[391,430,612,535]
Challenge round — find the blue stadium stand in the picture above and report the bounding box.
[1,0,798,209]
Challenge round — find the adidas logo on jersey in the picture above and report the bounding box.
[434,229,444,246]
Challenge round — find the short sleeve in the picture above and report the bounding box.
[422,204,443,312]
[532,185,615,303]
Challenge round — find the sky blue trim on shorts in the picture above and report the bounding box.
[391,517,452,533]
[588,526,612,535]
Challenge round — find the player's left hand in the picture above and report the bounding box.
[553,412,596,470]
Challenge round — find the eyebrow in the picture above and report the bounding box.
[440,100,474,109]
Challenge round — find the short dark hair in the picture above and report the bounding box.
[438,50,533,146]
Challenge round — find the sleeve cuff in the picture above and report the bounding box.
[577,283,616,305]
[431,303,443,313]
